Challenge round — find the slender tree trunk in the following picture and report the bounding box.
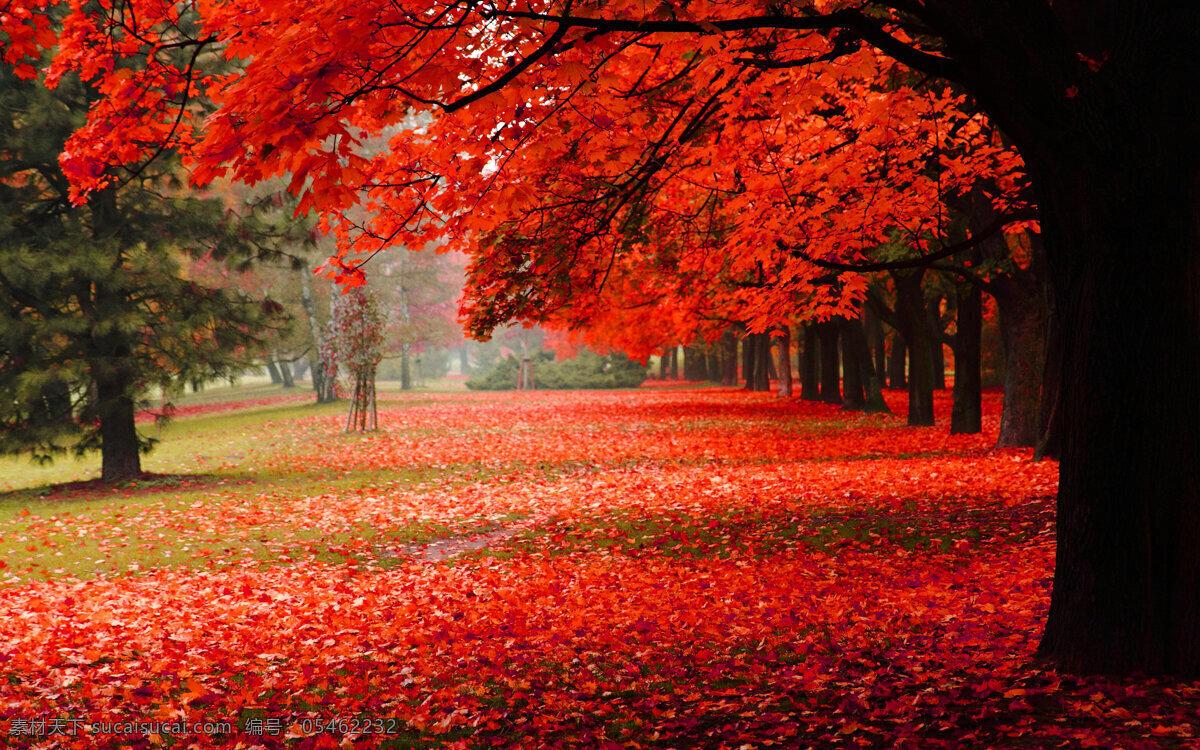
[299,269,336,404]
[864,307,887,385]
[800,325,820,401]
[753,333,771,392]
[838,318,865,411]
[775,328,793,397]
[265,359,283,384]
[893,270,935,426]
[277,354,295,388]
[886,333,907,390]
[668,347,679,380]
[400,344,412,390]
[459,343,470,376]
[818,322,841,406]
[741,335,754,389]
[991,273,1047,447]
[950,278,982,434]
[721,329,738,386]
[927,293,947,390]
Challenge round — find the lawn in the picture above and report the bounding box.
[0,386,1196,748]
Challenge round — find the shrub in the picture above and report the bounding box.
[466,349,647,390]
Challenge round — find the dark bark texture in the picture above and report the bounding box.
[918,0,1200,674]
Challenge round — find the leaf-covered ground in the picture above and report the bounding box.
[2,388,1198,748]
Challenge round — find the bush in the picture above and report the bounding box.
[466,349,647,390]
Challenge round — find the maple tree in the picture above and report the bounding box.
[326,284,385,431]
[10,0,1200,675]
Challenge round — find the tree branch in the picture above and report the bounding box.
[783,209,1036,273]
[485,8,961,81]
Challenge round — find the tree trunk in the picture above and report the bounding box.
[950,278,982,434]
[459,343,470,375]
[401,344,412,390]
[840,315,890,414]
[299,268,337,404]
[800,324,820,401]
[1028,103,1200,676]
[721,329,738,386]
[667,346,679,380]
[891,270,935,425]
[96,368,141,482]
[277,354,295,388]
[753,333,771,392]
[838,318,865,411]
[927,293,947,390]
[991,271,1048,447]
[864,306,887,385]
[741,335,754,389]
[917,0,1200,675]
[775,328,793,397]
[265,359,283,385]
[1035,299,1063,460]
[886,333,907,390]
[817,322,841,406]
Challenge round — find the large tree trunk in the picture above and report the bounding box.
[922,0,1200,677]
[1035,168,1200,675]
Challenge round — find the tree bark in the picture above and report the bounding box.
[753,333,771,392]
[721,329,738,386]
[775,328,793,397]
[741,335,754,389]
[277,354,296,388]
[96,365,141,482]
[991,272,1047,447]
[864,306,887,386]
[892,270,935,426]
[265,359,283,385]
[927,292,947,390]
[841,315,891,415]
[800,324,820,401]
[838,318,865,411]
[950,278,982,434]
[886,333,907,391]
[817,322,841,406]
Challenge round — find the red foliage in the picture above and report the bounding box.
[1,389,1196,748]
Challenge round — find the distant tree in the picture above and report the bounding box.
[326,285,385,431]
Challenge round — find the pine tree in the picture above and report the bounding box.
[0,64,283,481]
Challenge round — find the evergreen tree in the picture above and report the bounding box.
[0,64,284,481]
